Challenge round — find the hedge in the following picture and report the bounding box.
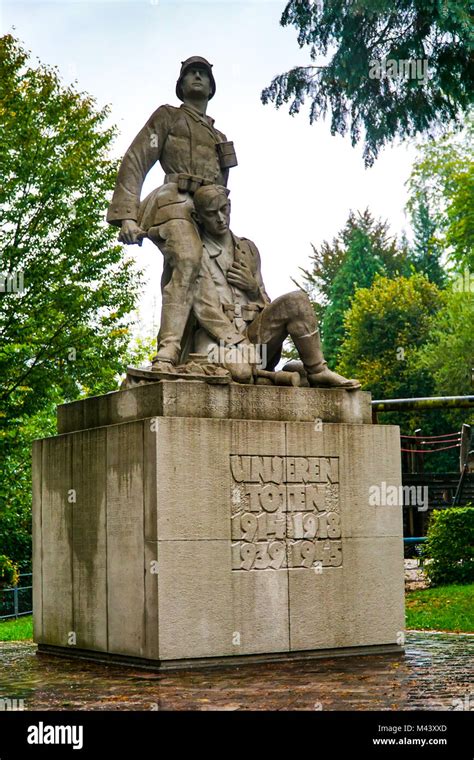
[424,505,474,585]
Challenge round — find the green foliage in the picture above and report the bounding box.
[407,117,474,271]
[0,34,142,429]
[262,0,473,165]
[0,35,145,569]
[336,269,472,453]
[0,555,19,588]
[322,233,383,365]
[0,406,56,571]
[336,271,465,472]
[424,506,474,585]
[409,198,446,287]
[416,288,474,396]
[126,333,157,368]
[322,211,410,364]
[337,273,442,398]
[297,210,410,364]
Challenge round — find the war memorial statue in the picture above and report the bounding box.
[106,56,359,390]
[107,56,237,373]
[32,57,404,670]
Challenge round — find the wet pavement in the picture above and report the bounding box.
[404,559,429,591]
[0,633,472,711]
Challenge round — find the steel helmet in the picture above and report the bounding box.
[176,56,216,101]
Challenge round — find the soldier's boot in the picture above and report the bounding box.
[151,359,176,373]
[151,302,190,371]
[292,330,361,390]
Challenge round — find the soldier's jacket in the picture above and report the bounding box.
[107,103,229,225]
[191,232,271,350]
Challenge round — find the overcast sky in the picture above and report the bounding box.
[2,0,418,338]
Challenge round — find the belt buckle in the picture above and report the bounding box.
[234,304,242,318]
[177,174,189,192]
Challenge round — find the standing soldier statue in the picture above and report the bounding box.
[107,56,237,372]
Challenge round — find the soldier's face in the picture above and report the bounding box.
[198,199,230,236]
[181,67,211,100]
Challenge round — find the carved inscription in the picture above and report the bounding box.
[230,456,342,571]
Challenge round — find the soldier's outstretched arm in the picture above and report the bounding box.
[106,105,173,228]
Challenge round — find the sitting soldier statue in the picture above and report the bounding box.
[188,184,360,389]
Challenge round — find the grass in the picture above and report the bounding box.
[405,584,474,633]
[1,588,473,641]
[0,615,33,641]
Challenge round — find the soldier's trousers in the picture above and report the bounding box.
[246,290,319,369]
[139,183,202,364]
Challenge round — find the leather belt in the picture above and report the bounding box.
[223,303,260,321]
[164,173,213,194]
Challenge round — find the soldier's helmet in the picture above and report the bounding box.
[176,56,216,101]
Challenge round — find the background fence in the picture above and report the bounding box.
[0,574,33,620]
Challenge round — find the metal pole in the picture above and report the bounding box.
[415,428,424,474]
[460,424,471,473]
[453,425,473,506]
[372,395,474,412]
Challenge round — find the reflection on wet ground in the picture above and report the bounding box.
[0,632,472,710]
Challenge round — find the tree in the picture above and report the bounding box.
[336,273,442,399]
[416,288,474,397]
[407,115,474,271]
[409,197,446,287]
[0,35,144,565]
[0,408,54,571]
[335,273,466,472]
[298,209,410,364]
[0,35,142,426]
[262,0,473,165]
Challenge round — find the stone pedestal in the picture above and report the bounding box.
[32,382,405,669]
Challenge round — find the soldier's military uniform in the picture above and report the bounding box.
[107,57,237,365]
[192,231,270,354]
[192,231,318,372]
[190,185,360,389]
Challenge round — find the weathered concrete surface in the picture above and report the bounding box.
[106,422,146,658]
[40,435,74,647]
[34,385,404,667]
[57,381,372,434]
[72,429,107,652]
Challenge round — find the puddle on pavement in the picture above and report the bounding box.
[0,633,472,710]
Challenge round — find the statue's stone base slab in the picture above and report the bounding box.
[33,382,404,668]
[37,642,403,671]
[57,380,372,434]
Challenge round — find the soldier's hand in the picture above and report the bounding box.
[227,261,259,296]
[119,219,147,246]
